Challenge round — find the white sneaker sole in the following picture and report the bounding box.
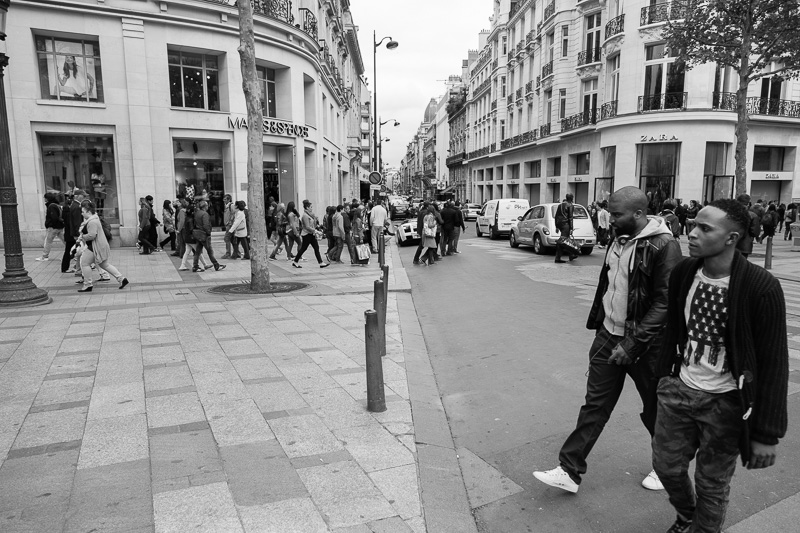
[533,471,579,493]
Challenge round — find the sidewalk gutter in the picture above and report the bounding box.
[395,245,479,533]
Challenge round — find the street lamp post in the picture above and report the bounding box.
[372,32,398,173]
[0,0,50,307]
[378,118,399,175]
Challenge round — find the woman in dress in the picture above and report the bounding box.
[291,200,329,269]
[285,201,302,260]
[229,200,250,260]
[58,55,95,98]
[77,201,128,292]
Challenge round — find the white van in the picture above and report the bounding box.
[476,198,530,239]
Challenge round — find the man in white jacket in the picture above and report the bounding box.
[369,201,388,253]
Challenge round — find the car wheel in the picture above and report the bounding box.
[490,225,498,240]
[476,223,483,237]
[581,246,593,256]
[533,233,545,255]
[509,232,519,248]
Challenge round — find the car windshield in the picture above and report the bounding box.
[549,204,589,218]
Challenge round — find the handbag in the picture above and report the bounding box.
[314,229,324,241]
[357,244,371,260]
[561,236,581,256]
[423,225,435,237]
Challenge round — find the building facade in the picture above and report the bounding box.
[3,0,369,246]
[464,0,800,212]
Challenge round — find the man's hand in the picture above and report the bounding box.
[747,441,777,469]
[608,344,633,365]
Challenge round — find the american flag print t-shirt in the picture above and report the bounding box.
[679,270,737,393]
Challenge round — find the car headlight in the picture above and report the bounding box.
[542,228,550,235]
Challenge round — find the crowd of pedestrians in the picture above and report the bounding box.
[532,186,788,533]
[411,200,466,266]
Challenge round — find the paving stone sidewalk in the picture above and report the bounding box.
[0,237,430,532]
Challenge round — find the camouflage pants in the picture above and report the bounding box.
[652,376,742,533]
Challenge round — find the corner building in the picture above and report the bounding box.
[3,0,367,246]
[463,0,800,213]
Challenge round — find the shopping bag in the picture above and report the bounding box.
[562,237,581,256]
[357,244,371,261]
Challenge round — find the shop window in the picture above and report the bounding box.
[173,140,225,226]
[168,50,221,111]
[574,152,590,175]
[639,142,678,214]
[257,66,277,118]
[532,160,542,178]
[596,146,616,203]
[548,156,561,177]
[40,135,118,223]
[753,146,785,171]
[36,35,103,103]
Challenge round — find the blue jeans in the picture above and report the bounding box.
[653,377,741,532]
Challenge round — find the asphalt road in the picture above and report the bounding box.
[397,225,800,533]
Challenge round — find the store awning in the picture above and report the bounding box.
[440,185,456,194]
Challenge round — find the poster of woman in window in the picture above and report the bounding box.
[37,37,100,101]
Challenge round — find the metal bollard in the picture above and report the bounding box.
[374,280,386,357]
[381,264,390,301]
[378,232,385,267]
[364,310,386,412]
[765,236,773,270]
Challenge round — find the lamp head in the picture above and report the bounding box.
[386,40,399,50]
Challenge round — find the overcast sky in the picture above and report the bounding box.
[348,0,491,168]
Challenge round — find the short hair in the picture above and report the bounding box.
[80,200,96,214]
[74,189,87,198]
[197,200,208,210]
[145,195,153,202]
[662,199,676,210]
[336,205,343,212]
[709,198,750,235]
[235,200,246,210]
[736,194,751,205]
[302,199,311,208]
[180,199,189,208]
[565,193,574,202]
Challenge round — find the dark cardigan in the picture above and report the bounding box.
[656,252,789,460]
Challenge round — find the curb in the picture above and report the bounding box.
[395,265,478,533]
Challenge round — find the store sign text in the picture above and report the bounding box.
[227,117,309,138]
[640,134,679,142]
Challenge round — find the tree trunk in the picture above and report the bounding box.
[236,0,270,291]
[733,14,752,198]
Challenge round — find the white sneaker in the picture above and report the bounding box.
[642,470,664,491]
[533,466,579,493]
[35,257,49,261]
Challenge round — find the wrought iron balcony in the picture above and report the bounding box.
[577,47,601,66]
[252,0,294,25]
[536,75,541,88]
[600,100,618,120]
[640,1,687,26]
[492,59,498,70]
[446,152,466,166]
[525,80,534,94]
[544,0,556,22]
[540,122,551,138]
[605,13,625,40]
[298,8,318,40]
[561,108,598,132]
[501,138,513,150]
[491,100,497,111]
[638,92,688,112]
[526,30,535,46]
[542,60,554,79]
[713,92,800,118]
[516,88,523,101]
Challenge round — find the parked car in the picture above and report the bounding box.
[509,202,596,255]
[389,196,410,220]
[395,219,420,246]
[476,198,531,239]
[461,203,481,221]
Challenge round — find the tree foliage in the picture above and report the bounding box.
[664,0,800,196]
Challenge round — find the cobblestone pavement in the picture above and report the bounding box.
[0,236,427,533]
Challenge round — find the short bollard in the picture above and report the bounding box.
[374,280,386,357]
[378,234,385,267]
[765,236,773,270]
[381,264,390,302]
[364,310,386,413]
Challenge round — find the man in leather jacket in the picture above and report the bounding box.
[554,193,576,263]
[534,187,682,494]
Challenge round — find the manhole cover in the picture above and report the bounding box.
[208,282,309,295]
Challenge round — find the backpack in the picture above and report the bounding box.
[100,217,113,241]
[661,211,680,238]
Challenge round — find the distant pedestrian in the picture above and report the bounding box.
[675,201,687,235]
[192,201,226,272]
[291,200,330,269]
[785,203,797,240]
[269,203,290,260]
[777,203,786,233]
[160,200,176,251]
[137,197,155,255]
[685,200,700,235]
[76,200,128,292]
[759,204,778,242]
[420,206,438,266]
[229,200,250,260]
[533,187,681,494]
[36,192,65,262]
[285,202,302,260]
[222,194,235,259]
[412,201,430,265]
[452,202,466,253]
[173,200,185,258]
[439,201,458,256]
[324,206,336,261]
[62,190,85,273]
[596,201,610,247]
[554,193,577,263]
[653,199,788,533]
[179,203,211,271]
[146,195,160,251]
[330,205,345,263]
[734,194,760,258]
[370,201,388,253]
[659,199,682,240]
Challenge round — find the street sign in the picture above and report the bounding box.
[369,184,380,191]
[380,185,387,193]
[368,172,383,185]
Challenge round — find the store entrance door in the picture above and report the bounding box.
[573,182,589,207]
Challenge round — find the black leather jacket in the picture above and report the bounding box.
[586,231,682,361]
